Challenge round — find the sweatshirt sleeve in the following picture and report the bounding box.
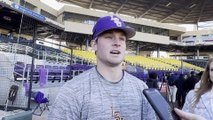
[48,84,82,120]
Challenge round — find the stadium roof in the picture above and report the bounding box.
[58,0,213,24]
[0,1,63,39]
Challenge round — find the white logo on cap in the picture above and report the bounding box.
[110,16,122,27]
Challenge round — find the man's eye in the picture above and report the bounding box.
[104,36,113,39]
[120,37,126,41]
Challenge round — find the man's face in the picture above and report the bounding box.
[209,61,213,82]
[92,30,126,67]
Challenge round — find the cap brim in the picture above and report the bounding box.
[119,27,136,39]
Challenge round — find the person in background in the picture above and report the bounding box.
[159,73,167,91]
[167,72,177,103]
[181,58,213,120]
[48,15,156,120]
[175,74,188,108]
[146,72,159,89]
[186,71,199,92]
[7,30,14,40]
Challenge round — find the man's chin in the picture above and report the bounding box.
[107,61,122,67]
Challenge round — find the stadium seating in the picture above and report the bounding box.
[1,35,205,83]
[13,62,93,83]
[0,34,69,63]
[152,58,205,71]
[183,59,207,68]
[62,48,96,64]
[61,49,204,73]
[124,56,178,71]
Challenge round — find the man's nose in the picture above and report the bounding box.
[113,43,120,47]
[112,38,121,47]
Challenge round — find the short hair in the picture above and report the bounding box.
[148,72,157,79]
[190,71,195,75]
[198,71,203,77]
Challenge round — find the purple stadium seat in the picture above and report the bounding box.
[45,65,52,69]
[36,65,44,69]
[26,64,34,70]
[32,91,49,116]
[59,66,66,69]
[52,66,59,69]
[65,65,71,70]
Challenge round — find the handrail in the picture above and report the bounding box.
[0,43,71,63]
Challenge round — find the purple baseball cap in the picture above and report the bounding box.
[92,15,136,39]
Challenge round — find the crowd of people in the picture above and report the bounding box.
[146,59,213,120]
[146,70,203,108]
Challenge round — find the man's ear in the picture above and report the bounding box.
[91,39,97,51]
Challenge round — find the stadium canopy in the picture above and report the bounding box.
[58,0,213,24]
[58,0,213,53]
[0,1,64,39]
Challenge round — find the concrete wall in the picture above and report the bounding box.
[25,0,57,17]
[64,21,92,35]
[132,32,169,44]
[182,29,213,36]
[59,5,186,33]
[64,21,170,44]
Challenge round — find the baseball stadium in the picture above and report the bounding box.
[0,0,213,119]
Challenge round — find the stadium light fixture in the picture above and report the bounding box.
[166,2,171,7]
[3,16,11,21]
[189,4,196,8]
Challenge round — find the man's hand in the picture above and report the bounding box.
[174,108,206,120]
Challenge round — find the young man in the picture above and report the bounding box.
[48,15,156,120]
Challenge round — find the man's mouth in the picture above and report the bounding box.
[110,50,120,54]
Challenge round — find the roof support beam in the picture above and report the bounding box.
[197,0,206,23]
[89,0,94,9]
[159,10,182,22]
[160,0,197,22]
[139,0,161,18]
[182,5,198,21]
[115,0,128,14]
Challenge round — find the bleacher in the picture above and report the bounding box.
[0,34,66,55]
[152,58,205,71]
[14,62,93,83]
[0,34,33,46]
[0,35,71,63]
[183,59,207,68]
[0,34,206,83]
[125,56,178,71]
[62,48,96,65]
